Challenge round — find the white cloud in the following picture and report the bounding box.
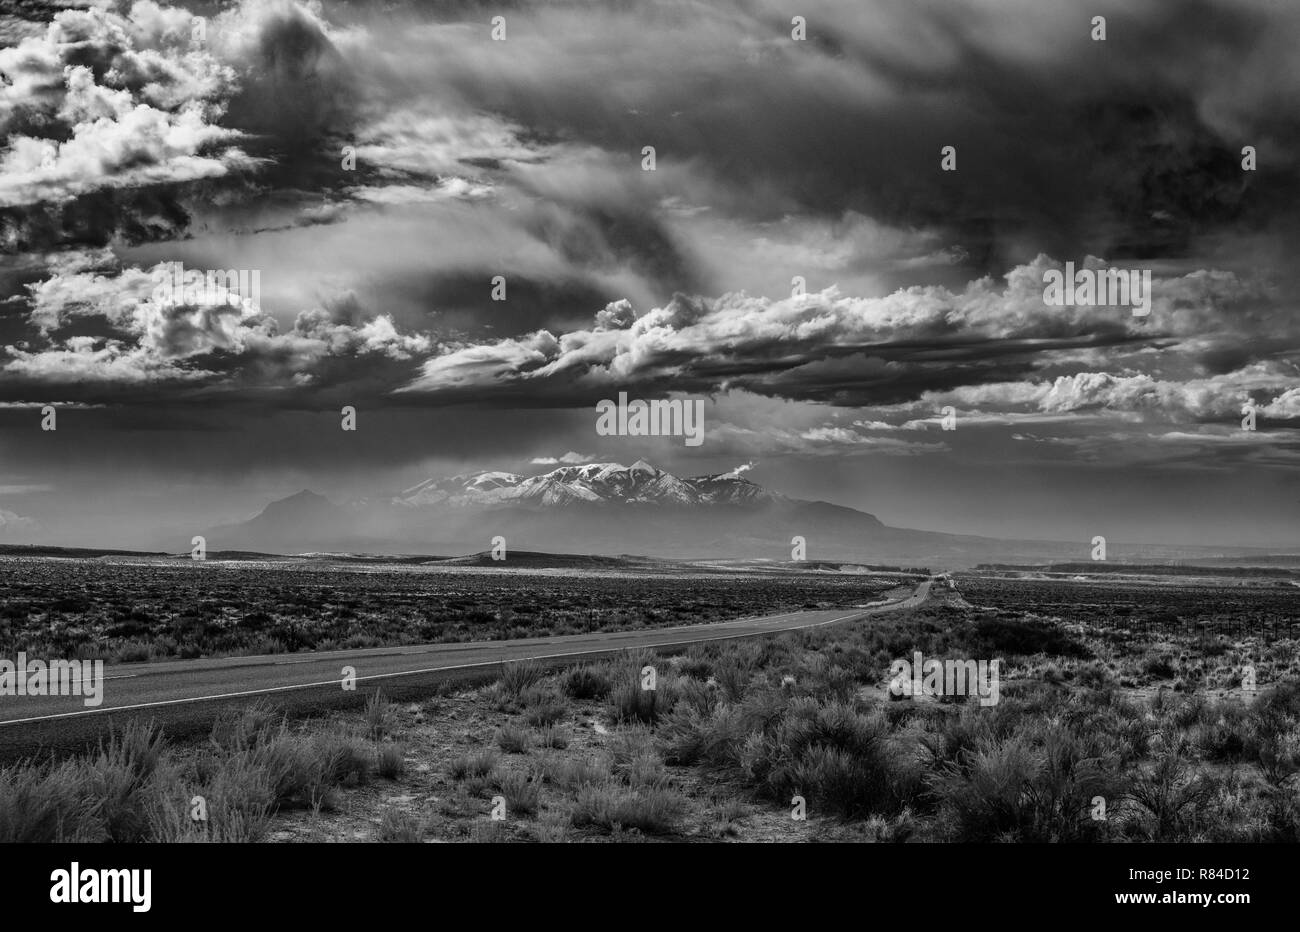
[0,4,255,207]
[530,451,597,465]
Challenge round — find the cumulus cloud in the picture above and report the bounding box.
[3,257,434,390]
[397,255,1293,411]
[914,363,1299,424]
[0,3,253,210]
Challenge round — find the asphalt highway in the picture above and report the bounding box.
[0,580,931,758]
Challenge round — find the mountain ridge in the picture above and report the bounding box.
[390,460,791,510]
[200,462,1274,569]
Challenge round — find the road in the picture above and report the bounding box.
[0,579,931,758]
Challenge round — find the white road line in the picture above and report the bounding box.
[0,588,924,727]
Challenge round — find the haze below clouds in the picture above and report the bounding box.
[0,0,1297,553]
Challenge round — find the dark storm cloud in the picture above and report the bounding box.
[386,271,626,340]
[0,0,1298,551]
[371,0,1300,271]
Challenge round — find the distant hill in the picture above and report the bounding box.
[975,562,1300,578]
[429,550,664,569]
[0,544,167,559]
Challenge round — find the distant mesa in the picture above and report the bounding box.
[429,550,658,569]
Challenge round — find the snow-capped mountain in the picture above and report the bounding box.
[204,461,1167,568]
[392,461,786,510]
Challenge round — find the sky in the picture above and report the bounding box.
[0,0,1298,550]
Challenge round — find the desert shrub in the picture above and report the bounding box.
[1142,655,1177,680]
[571,784,685,835]
[736,686,794,733]
[1075,662,1112,689]
[1262,787,1300,842]
[308,730,372,791]
[239,738,319,811]
[1126,748,1215,841]
[926,716,1122,843]
[202,717,371,816]
[375,806,424,842]
[1243,681,1300,788]
[537,726,570,750]
[1167,694,1212,730]
[1251,679,1300,738]
[171,752,277,842]
[737,699,913,819]
[705,786,758,836]
[376,743,406,780]
[1020,724,1120,841]
[145,773,266,843]
[964,616,1091,660]
[1086,707,1149,764]
[496,769,540,816]
[672,675,717,717]
[86,720,168,842]
[365,690,391,740]
[609,728,669,788]
[467,820,510,843]
[521,688,568,727]
[562,665,611,700]
[713,795,749,825]
[448,750,498,780]
[496,722,531,754]
[676,652,714,681]
[715,656,755,702]
[1255,726,1300,789]
[0,759,99,843]
[928,737,1038,841]
[658,704,742,766]
[1197,636,1231,657]
[462,775,495,798]
[533,811,569,842]
[1191,705,1251,762]
[609,679,669,725]
[0,722,176,843]
[790,745,885,817]
[537,756,608,790]
[499,661,545,698]
[1191,771,1274,843]
[209,702,281,752]
[816,668,860,703]
[918,704,1000,772]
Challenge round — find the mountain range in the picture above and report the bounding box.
[200,461,1278,569]
[393,460,784,509]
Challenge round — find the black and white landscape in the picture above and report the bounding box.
[0,0,1297,855]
